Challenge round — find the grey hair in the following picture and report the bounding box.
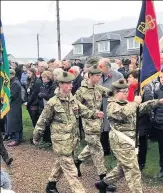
[99,58,111,68]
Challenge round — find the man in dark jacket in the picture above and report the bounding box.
[6,69,23,146]
[152,69,163,178]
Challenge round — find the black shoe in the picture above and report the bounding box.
[46,181,59,193]
[158,168,163,178]
[95,180,116,193]
[74,159,82,177]
[6,158,13,167]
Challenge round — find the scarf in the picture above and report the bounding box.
[127,81,138,102]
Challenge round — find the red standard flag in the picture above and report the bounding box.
[135,0,161,93]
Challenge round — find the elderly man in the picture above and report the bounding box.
[98,58,124,156]
[68,66,83,95]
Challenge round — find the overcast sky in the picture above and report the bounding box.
[1,1,163,25]
[1,1,163,59]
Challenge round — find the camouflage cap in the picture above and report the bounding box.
[88,64,102,74]
[112,79,128,89]
[57,71,75,83]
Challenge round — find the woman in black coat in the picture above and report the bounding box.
[26,68,42,128]
[6,69,23,146]
[38,70,57,143]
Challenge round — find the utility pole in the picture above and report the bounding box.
[56,0,61,60]
[37,33,40,58]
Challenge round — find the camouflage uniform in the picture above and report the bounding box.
[103,93,160,192]
[33,72,99,193]
[75,66,110,176]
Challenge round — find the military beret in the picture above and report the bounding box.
[88,64,102,74]
[112,79,128,89]
[57,71,75,83]
[9,69,15,75]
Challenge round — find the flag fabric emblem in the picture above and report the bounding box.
[135,0,161,93]
[0,19,10,119]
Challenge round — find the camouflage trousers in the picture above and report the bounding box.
[104,130,143,193]
[0,132,9,163]
[78,134,107,175]
[49,154,86,193]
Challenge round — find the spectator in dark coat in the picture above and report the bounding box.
[152,69,163,178]
[38,71,57,143]
[26,68,42,128]
[68,66,83,95]
[115,59,127,78]
[6,70,23,147]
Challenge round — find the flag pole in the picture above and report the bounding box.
[135,44,143,150]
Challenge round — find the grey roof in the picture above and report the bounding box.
[124,24,163,39]
[64,24,163,61]
[96,33,121,42]
[72,37,92,45]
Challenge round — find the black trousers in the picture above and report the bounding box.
[138,135,148,166]
[100,131,110,154]
[28,109,40,128]
[156,129,163,168]
[0,131,9,162]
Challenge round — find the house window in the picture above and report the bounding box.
[127,37,140,50]
[73,44,83,55]
[98,41,110,52]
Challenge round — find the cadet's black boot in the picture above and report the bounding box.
[95,180,108,193]
[95,180,116,193]
[46,181,59,193]
[99,174,116,192]
[74,159,82,177]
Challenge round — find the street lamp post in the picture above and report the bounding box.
[92,22,105,55]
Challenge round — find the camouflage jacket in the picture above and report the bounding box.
[75,79,110,134]
[107,98,159,140]
[33,92,98,156]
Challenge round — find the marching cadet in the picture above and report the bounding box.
[33,71,104,193]
[74,63,116,191]
[95,79,163,193]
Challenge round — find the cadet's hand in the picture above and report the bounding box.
[158,98,163,104]
[97,111,104,119]
[134,96,142,105]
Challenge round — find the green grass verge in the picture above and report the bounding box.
[22,106,162,185]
